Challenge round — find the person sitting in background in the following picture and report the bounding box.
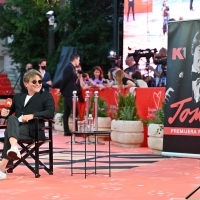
[112,69,136,88]
[89,66,105,90]
[103,67,120,88]
[132,71,148,88]
[20,63,33,92]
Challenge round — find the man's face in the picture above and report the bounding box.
[74,57,80,67]
[40,61,46,67]
[193,45,200,72]
[125,56,133,66]
[26,64,33,71]
[24,75,42,95]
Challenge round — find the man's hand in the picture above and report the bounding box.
[22,114,34,123]
[55,89,61,95]
[1,108,10,117]
[46,80,52,86]
[146,65,155,71]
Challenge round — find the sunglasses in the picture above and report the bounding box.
[32,80,42,84]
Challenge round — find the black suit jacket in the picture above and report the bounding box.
[60,63,77,97]
[41,71,52,92]
[9,91,55,140]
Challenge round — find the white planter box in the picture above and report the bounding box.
[89,117,111,141]
[147,124,163,154]
[54,113,73,134]
[111,120,144,148]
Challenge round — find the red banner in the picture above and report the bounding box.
[51,87,165,147]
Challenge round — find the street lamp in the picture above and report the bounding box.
[46,10,55,56]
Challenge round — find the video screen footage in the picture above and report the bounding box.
[123,0,200,76]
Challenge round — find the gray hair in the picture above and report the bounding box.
[23,69,42,83]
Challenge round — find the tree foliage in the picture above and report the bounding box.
[0,0,59,70]
[55,0,113,72]
[0,0,114,74]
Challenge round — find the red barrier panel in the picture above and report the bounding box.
[51,87,165,147]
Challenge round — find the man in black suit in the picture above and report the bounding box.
[38,58,52,92]
[0,69,55,180]
[60,54,80,136]
[190,0,194,11]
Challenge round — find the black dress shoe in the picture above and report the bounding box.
[64,131,72,136]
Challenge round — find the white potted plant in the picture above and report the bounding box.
[147,102,165,154]
[111,93,144,148]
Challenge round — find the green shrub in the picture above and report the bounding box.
[115,93,138,121]
[89,96,108,117]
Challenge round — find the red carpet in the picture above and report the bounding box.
[1,133,200,200]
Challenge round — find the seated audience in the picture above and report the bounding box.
[89,66,105,90]
[112,69,136,88]
[103,67,120,88]
[132,71,148,88]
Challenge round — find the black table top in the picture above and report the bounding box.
[71,131,111,135]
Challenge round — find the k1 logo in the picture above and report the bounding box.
[172,47,186,60]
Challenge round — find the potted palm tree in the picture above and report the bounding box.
[111,93,144,148]
[147,102,165,154]
[89,96,111,141]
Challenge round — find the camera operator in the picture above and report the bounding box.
[124,55,138,78]
[146,47,167,87]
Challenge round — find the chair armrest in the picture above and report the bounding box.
[33,117,55,123]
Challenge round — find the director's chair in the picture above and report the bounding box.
[0,117,54,178]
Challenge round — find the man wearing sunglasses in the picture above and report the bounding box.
[60,53,80,136]
[0,69,55,180]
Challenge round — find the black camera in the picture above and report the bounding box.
[128,48,157,65]
[77,70,87,78]
[77,70,84,74]
[153,57,167,66]
[103,80,108,84]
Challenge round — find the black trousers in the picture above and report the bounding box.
[63,96,78,133]
[127,1,134,20]
[2,116,32,159]
[190,0,193,9]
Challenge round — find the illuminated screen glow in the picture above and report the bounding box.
[123,0,200,76]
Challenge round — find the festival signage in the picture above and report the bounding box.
[163,19,200,155]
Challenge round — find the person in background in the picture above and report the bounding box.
[103,67,120,88]
[112,69,136,88]
[190,0,194,11]
[124,56,138,78]
[20,63,33,92]
[38,58,52,92]
[89,66,106,90]
[127,0,135,21]
[59,54,80,136]
[146,47,167,87]
[162,1,170,35]
[132,71,148,88]
[0,69,55,180]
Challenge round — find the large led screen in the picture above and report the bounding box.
[123,0,200,75]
